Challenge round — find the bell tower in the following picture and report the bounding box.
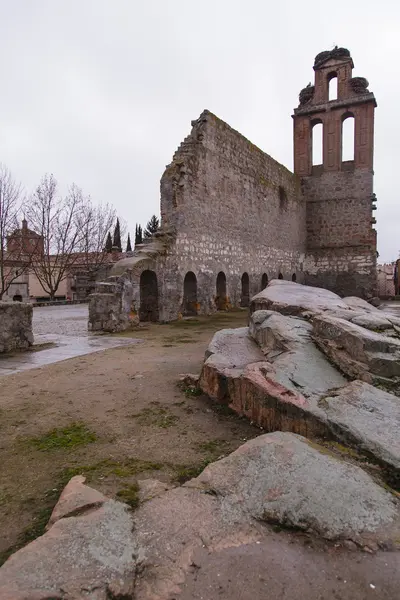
[293,48,377,298]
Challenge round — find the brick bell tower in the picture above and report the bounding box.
[293,47,377,298]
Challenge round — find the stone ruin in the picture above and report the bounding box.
[2,279,400,598]
[0,302,33,353]
[89,48,378,331]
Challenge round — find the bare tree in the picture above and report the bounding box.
[0,164,27,300]
[26,174,89,300]
[74,200,117,293]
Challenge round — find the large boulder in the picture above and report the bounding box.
[1,434,399,599]
[312,314,400,384]
[250,279,353,316]
[200,281,400,478]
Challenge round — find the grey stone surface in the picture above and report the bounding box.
[205,327,265,366]
[250,279,353,316]
[188,432,399,540]
[0,302,33,353]
[47,475,106,529]
[200,305,400,473]
[1,433,399,599]
[350,312,393,331]
[312,313,400,382]
[322,381,400,471]
[343,296,381,313]
[0,499,138,599]
[249,310,347,400]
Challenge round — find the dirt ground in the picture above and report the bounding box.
[0,310,258,563]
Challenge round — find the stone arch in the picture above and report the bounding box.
[261,273,268,289]
[292,273,297,282]
[341,112,355,162]
[13,294,22,302]
[278,272,283,280]
[311,118,323,166]
[215,271,228,311]
[183,271,198,316]
[328,72,338,101]
[240,272,250,307]
[139,270,159,322]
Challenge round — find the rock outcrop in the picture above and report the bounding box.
[201,280,400,480]
[1,433,399,599]
[1,280,400,598]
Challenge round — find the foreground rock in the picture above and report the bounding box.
[1,433,399,599]
[0,302,33,353]
[0,478,138,599]
[200,281,400,480]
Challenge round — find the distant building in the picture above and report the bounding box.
[3,220,124,302]
[377,263,395,298]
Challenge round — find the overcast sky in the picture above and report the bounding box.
[0,0,398,261]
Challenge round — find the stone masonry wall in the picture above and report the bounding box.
[0,302,34,353]
[157,110,306,319]
[302,168,376,298]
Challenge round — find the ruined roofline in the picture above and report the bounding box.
[170,109,299,182]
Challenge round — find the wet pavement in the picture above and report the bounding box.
[0,304,140,377]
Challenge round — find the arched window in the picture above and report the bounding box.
[328,73,338,101]
[139,270,159,322]
[183,272,198,316]
[216,271,227,311]
[261,273,268,289]
[342,115,355,162]
[240,273,250,307]
[312,122,323,166]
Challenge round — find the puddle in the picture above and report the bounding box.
[0,333,141,377]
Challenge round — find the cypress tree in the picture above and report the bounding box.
[112,218,122,252]
[105,231,113,253]
[135,223,143,245]
[144,215,160,239]
[126,233,132,252]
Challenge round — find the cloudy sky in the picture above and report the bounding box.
[0,0,398,260]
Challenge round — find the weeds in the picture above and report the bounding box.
[62,457,163,482]
[116,483,140,509]
[131,407,179,428]
[196,439,229,456]
[26,422,97,451]
[174,460,212,484]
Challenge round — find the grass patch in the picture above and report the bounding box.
[0,490,12,507]
[62,457,164,481]
[26,422,97,451]
[173,459,213,484]
[162,334,196,345]
[196,439,229,456]
[131,407,179,428]
[177,380,202,398]
[116,483,140,509]
[0,456,164,566]
[0,486,63,567]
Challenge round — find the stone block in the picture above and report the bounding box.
[0,302,33,353]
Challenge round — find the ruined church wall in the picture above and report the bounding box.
[159,111,306,318]
[303,169,377,298]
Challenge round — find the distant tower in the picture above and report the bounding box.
[293,48,377,298]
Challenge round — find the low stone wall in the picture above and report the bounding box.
[0,302,34,353]
[88,275,138,333]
